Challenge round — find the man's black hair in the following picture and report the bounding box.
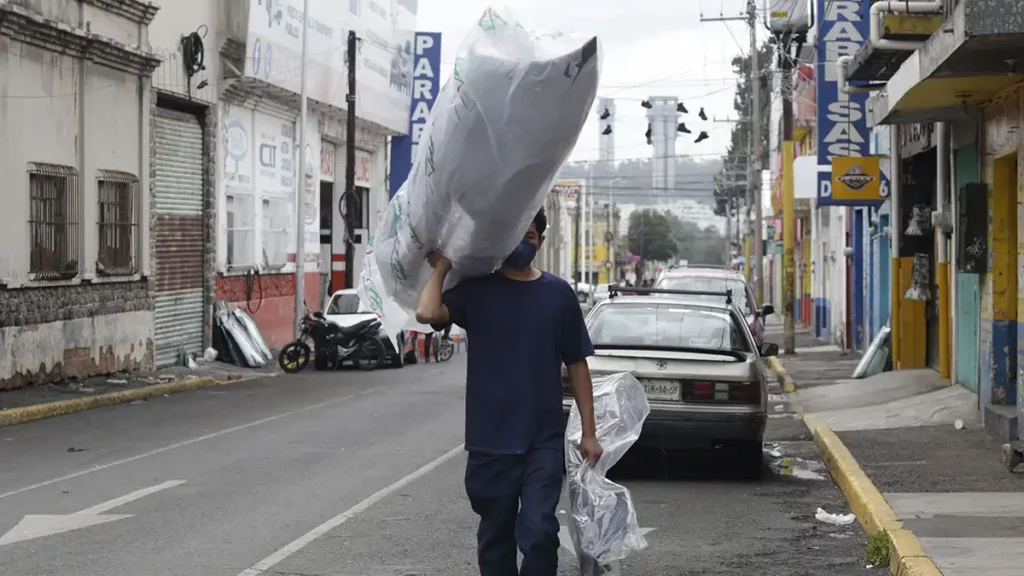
[534,207,548,236]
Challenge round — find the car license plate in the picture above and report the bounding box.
[642,379,680,401]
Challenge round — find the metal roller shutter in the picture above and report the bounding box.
[153,107,205,367]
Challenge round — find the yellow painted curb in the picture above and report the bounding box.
[765,356,797,393]
[803,413,944,576]
[0,375,248,427]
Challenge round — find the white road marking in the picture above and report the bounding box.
[237,444,466,576]
[0,386,382,500]
[0,480,187,546]
[558,526,657,557]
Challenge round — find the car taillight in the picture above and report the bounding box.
[684,381,760,404]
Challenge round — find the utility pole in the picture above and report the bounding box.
[780,35,796,354]
[748,0,764,303]
[343,30,357,289]
[744,120,752,281]
[701,10,756,281]
[573,188,581,292]
[293,0,311,337]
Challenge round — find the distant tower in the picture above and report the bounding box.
[646,96,679,201]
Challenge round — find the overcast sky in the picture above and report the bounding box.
[417,0,767,168]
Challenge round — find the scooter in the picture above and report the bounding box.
[278,309,386,373]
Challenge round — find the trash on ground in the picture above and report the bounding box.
[357,5,601,339]
[107,378,128,386]
[566,372,650,576]
[213,301,272,368]
[954,419,964,430]
[815,507,856,526]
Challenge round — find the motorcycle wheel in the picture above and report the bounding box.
[354,338,386,371]
[278,341,311,373]
[436,337,454,362]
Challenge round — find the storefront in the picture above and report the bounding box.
[210,0,418,348]
[320,124,387,293]
[895,123,937,369]
[215,98,322,349]
[152,100,212,366]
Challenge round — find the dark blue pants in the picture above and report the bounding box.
[465,447,564,576]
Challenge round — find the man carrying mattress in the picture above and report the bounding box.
[416,207,603,576]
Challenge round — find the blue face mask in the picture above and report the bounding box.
[503,240,538,270]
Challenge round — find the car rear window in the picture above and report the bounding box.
[587,303,751,353]
[655,276,753,315]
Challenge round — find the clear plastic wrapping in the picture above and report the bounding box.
[565,372,651,575]
[357,6,601,342]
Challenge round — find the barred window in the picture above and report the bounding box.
[97,170,140,275]
[28,163,80,280]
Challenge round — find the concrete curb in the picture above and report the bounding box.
[803,414,942,576]
[765,356,796,393]
[768,351,944,576]
[0,376,244,428]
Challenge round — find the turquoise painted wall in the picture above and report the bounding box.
[955,145,981,392]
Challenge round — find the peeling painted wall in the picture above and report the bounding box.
[979,85,1022,416]
[0,306,154,391]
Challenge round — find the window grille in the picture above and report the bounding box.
[97,170,140,275]
[28,162,80,280]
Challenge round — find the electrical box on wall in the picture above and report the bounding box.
[956,182,987,274]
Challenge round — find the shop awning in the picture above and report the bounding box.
[868,1,1024,126]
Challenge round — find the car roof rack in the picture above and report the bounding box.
[607,285,732,305]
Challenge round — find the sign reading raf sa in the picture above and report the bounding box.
[389,32,442,199]
[815,0,884,207]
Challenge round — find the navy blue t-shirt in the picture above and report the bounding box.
[439,271,594,455]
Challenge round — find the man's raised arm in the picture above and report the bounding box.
[415,252,451,325]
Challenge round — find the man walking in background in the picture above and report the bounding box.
[415,208,602,576]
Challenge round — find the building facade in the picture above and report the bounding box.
[841,0,1024,440]
[0,0,162,389]
[0,0,418,389]
[212,0,416,350]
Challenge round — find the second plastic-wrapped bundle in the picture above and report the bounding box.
[358,7,601,339]
[566,372,651,575]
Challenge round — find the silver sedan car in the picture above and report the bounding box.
[563,287,778,475]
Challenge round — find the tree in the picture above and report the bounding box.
[663,212,728,266]
[714,42,774,219]
[627,209,677,264]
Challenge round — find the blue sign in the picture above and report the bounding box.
[815,0,883,206]
[389,32,442,199]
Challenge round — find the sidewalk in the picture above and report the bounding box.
[772,352,1024,576]
[0,359,279,427]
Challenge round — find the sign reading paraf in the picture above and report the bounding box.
[815,0,877,207]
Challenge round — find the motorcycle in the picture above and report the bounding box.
[278,308,387,373]
[433,333,455,363]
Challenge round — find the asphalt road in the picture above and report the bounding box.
[0,353,868,576]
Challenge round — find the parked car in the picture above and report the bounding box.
[575,282,595,315]
[654,268,773,346]
[565,287,776,476]
[324,289,407,368]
